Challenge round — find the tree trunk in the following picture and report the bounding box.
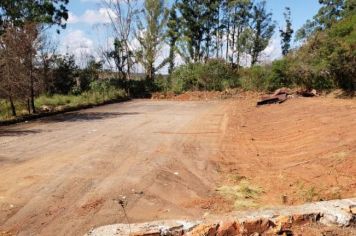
[231,24,236,65]
[30,66,36,113]
[27,99,31,114]
[8,96,16,117]
[225,15,230,61]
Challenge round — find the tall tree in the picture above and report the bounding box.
[104,0,139,80]
[296,0,348,41]
[167,3,180,74]
[0,0,69,115]
[280,7,293,56]
[178,0,206,62]
[248,0,275,66]
[107,38,131,80]
[202,0,220,60]
[228,0,252,67]
[135,0,168,80]
[0,0,69,34]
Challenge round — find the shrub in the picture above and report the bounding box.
[239,65,270,91]
[170,59,238,93]
[266,59,293,91]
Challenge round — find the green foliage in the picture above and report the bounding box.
[0,0,69,35]
[107,38,133,80]
[0,86,127,121]
[266,59,293,91]
[280,7,293,56]
[170,59,238,93]
[136,0,168,80]
[51,54,78,94]
[289,13,356,91]
[75,58,103,93]
[167,3,180,74]
[248,0,276,65]
[295,0,351,41]
[239,65,270,91]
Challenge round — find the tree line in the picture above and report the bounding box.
[0,0,355,118]
[105,0,279,79]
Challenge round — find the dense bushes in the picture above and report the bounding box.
[170,59,239,93]
[238,66,270,91]
[285,14,355,91]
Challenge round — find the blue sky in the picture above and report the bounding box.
[55,0,322,69]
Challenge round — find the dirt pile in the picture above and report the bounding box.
[151,90,258,101]
[86,198,356,235]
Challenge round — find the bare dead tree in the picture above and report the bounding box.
[102,0,139,80]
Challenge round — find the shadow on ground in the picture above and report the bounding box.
[0,129,42,137]
[41,111,140,123]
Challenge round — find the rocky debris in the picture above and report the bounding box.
[85,198,356,236]
[86,220,199,236]
[257,87,319,106]
[297,89,318,97]
[40,105,53,112]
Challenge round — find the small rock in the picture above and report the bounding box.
[320,214,338,226]
[216,221,240,236]
[274,216,292,234]
[241,219,273,234]
[188,224,218,236]
[40,105,52,112]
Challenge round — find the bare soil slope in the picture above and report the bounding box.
[0,97,355,235]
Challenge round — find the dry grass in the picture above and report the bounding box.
[217,180,263,209]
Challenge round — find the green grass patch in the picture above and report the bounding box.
[217,180,263,210]
[0,88,127,121]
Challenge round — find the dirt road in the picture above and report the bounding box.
[0,100,229,235]
[0,98,355,235]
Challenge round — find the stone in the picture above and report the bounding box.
[241,218,273,234]
[40,105,51,112]
[274,216,292,234]
[216,221,240,236]
[320,214,339,226]
[187,224,218,236]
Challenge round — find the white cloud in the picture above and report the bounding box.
[67,12,79,24]
[60,30,96,66]
[261,35,282,63]
[68,8,117,25]
[80,0,101,2]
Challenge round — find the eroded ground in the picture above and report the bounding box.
[0,97,355,235]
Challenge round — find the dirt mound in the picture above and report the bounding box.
[151,90,261,101]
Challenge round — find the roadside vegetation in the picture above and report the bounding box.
[0,0,355,121]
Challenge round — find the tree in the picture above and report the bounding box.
[248,0,275,66]
[166,3,180,74]
[77,57,103,92]
[0,23,41,114]
[107,38,131,80]
[135,0,168,80]
[296,0,348,41]
[225,0,252,66]
[177,0,205,62]
[280,7,293,56]
[0,0,69,35]
[0,0,69,115]
[202,0,220,60]
[104,0,139,80]
[51,54,78,94]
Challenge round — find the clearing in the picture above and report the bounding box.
[0,97,355,235]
